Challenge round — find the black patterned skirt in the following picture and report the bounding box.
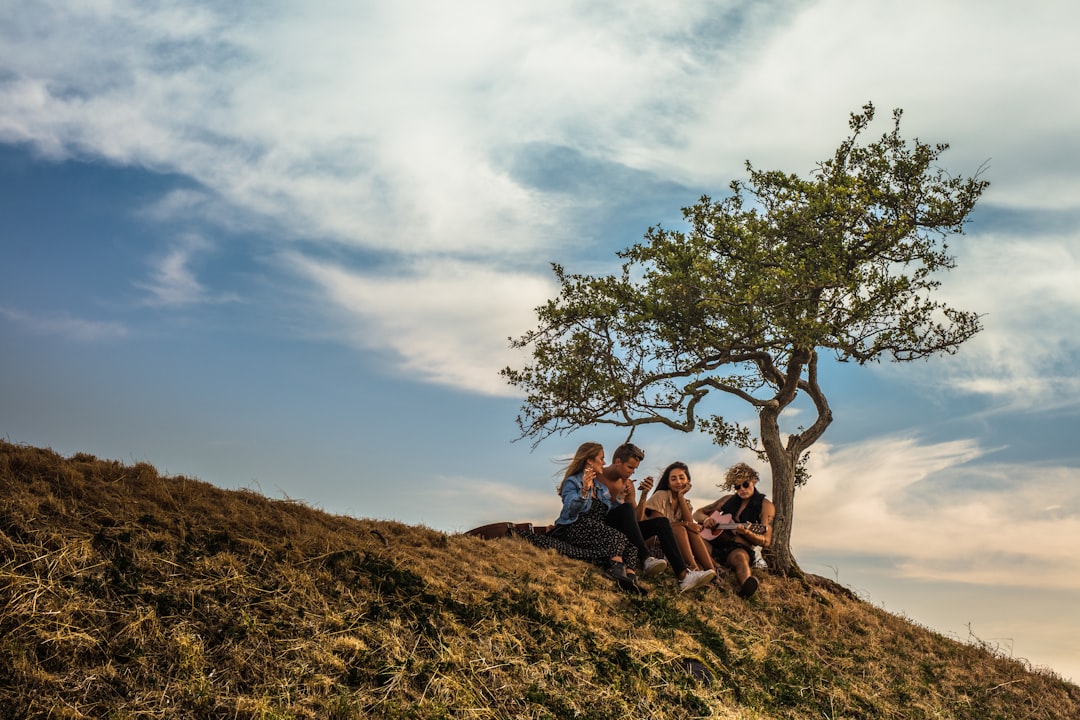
[514,501,637,568]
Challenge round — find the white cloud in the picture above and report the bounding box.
[3,0,1080,402]
[658,0,1080,209]
[289,253,556,396]
[794,435,1080,589]
[0,305,128,341]
[879,226,1080,413]
[0,0,760,257]
[134,234,239,308]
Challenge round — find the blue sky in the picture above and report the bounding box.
[3,0,1080,684]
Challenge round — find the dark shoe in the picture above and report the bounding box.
[737,575,759,599]
[618,575,649,595]
[604,561,628,581]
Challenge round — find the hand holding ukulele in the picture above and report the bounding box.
[699,511,767,542]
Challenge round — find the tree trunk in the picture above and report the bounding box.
[764,453,802,577]
[759,406,803,577]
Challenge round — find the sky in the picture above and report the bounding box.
[2,0,1079,685]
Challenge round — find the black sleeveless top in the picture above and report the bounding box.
[719,490,765,523]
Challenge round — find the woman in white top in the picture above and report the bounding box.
[643,461,719,582]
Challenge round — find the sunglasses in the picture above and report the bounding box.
[734,481,754,489]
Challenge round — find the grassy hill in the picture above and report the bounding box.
[2,439,1078,720]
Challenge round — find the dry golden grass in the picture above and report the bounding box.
[1,439,1077,719]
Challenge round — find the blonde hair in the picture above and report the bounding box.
[557,442,604,494]
[722,462,759,490]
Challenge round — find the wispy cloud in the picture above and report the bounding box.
[0,305,127,341]
[794,436,1080,589]
[665,0,1080,209]
[134,234,239,308]
[884,225,1080,413]
[289,253,555,396]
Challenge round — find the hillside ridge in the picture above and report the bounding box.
[2,439,1078,719]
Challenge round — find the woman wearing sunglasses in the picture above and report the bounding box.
[692,463,774,599]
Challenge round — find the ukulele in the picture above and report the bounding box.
[699,512,766,541]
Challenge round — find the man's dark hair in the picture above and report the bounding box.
[612,443,644,463]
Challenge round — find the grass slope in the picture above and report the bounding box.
[2,439,1078,719]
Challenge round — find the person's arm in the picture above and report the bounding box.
[673,491,703,534]
[633,475,654,522]
[558,472,591,522]
[735,498,774,548]
[671,486,696,530]
[693,496,726,527]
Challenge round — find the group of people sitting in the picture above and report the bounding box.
[511,441,774,598]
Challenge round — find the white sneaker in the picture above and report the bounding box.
[678,568,716,593]
[641,557,668,579]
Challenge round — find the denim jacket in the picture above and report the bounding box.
[554,471,616,525]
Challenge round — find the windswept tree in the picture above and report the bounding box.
[502,104,988,575]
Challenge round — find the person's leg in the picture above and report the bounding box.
[638,516,688,578]
[604,503,649,567]
[688,531,717,573]
[669,524,699,571]
[726,546,758,598]
[726,547,753,585]
[621,537,639,574]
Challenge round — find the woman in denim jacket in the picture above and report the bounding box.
[543,442,640,586]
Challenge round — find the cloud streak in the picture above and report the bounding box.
[880,223,1080,413]
[0,306,128,342]
[290,253,556,396]
[794,436,1080,589]
[134,233,240,308]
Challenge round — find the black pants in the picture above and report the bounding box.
[604,503,687,577]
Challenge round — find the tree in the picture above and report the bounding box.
[501,104,987,575]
